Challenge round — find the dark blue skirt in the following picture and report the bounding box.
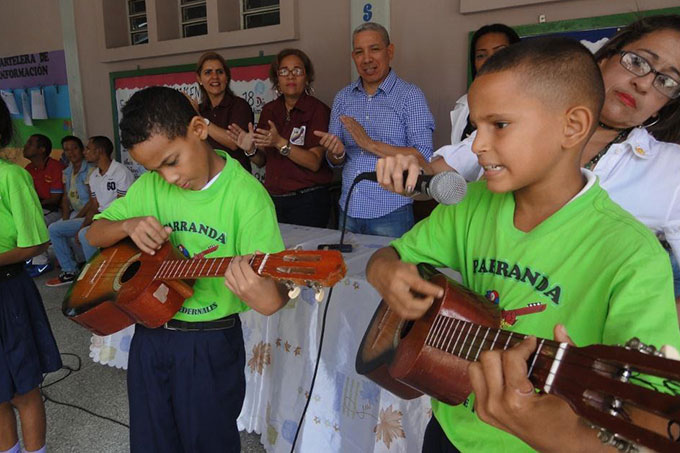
[0,270,62,402]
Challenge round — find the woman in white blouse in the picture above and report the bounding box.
[381,15,680,303]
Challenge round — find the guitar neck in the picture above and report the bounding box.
[154,255,266,280]
[150,249,346,287]
[426,314,561,390]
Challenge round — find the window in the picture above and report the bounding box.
[128,0,148,45]
[180,0,207,37]
[242,0,280,29]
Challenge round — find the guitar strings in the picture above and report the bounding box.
[446,342,680,430]
[415,330,680,448]
[65,257,334,279]
[426,317,680,398]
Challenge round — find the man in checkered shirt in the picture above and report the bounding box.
[314,22,434,238]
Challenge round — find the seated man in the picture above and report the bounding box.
[46,136,93,286]
[59,135,93,219]
[23,134,64,277]
[46,136,134,286]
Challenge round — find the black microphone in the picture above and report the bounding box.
[355,170,467,205]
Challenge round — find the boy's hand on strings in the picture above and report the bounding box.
[366,247,443,320]
[376,154,422,196]
[224,252,287,315]
[469,324,585,451]
[122,216,172,255]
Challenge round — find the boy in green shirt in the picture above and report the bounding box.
[0,100,62,453]
[86,86,288,452]
[367,38,680,452]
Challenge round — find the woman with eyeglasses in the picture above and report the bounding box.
[195,51,254,173]
[450,23,520,145]
[227,48,333,227]
[380,15,680,305]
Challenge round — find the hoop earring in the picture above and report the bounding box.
[304,84,315,96]
[274,84,281,97]
[640,115,660,129]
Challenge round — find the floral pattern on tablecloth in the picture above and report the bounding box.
[375,405,406,449]
[248,341,271,374]
[89,325,134,369]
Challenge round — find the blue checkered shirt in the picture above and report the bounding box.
[329,70,434,219]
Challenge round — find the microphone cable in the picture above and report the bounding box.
[290,174,366,452]
[40,352,130,430]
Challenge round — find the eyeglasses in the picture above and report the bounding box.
[619,51,680,99]
[277,67,305,77]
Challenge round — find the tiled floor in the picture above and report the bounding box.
[13,268,266,452]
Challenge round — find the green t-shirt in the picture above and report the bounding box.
[391,178,680,452]
[0,159,48,254]
[95,151,284,321]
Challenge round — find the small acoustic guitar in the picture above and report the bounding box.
[63,239,346,336]
[356,264,680,453]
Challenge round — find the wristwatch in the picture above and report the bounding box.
[279,143,291,157]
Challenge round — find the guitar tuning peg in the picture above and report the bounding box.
[285,281,301,299]
[313,283,324,302]
[625,337,662,356]
[596,428,636,452]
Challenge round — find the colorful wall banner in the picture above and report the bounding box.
[0,50,71,154]
[110,57,275,178]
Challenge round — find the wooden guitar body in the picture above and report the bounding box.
[387,273,500,405]
[355,300,423,399]
[63,240,346,336]
[356,267,500,403]
[63,240,191,336]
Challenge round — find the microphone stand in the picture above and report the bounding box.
[317,173,373,253]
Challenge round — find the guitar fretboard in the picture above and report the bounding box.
[153,255,265,280]
[425,314,562,387]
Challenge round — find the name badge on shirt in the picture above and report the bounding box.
[289,126,306,146]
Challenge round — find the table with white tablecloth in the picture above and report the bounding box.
[89,224,431,452]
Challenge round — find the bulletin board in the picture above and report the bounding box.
[0,50,72,162]
[467,6,680,83]
[109,55,275,177]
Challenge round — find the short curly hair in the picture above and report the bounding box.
[120,86,197,150]
[478,37,604,135]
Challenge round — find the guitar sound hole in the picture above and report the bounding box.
[400,321,414,339]
[121,261,141,283]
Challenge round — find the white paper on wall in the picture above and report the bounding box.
[30,89,48,119]
[0,90,19,114]
[21,91,33,126]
